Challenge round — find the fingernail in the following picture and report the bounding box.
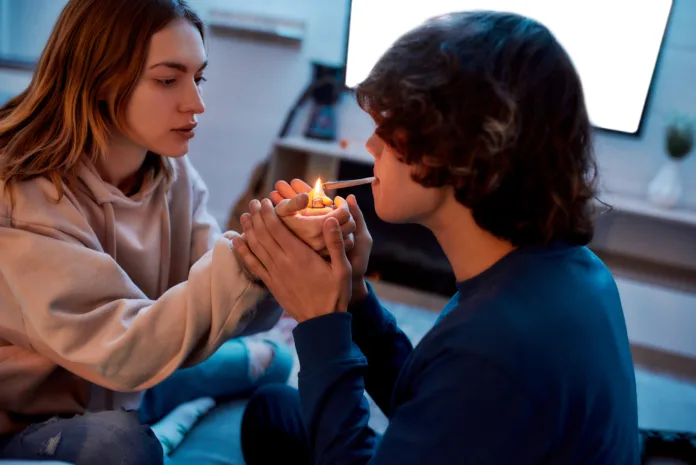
[250,200,261,212]
[261,199,272,209]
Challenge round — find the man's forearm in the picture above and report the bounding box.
[294,314,379,465]
[351,278,370,305]
[347,282,414,416]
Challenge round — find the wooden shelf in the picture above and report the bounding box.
[274,136,374,165]
[598,192,696,227]
[208,10,305,42]
[273,136,696,228]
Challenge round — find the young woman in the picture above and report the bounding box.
[0,0,354,463]
[235,10,640,465]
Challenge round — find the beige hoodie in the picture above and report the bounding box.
[0,155,276,434]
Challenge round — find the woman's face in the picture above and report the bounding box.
[124,18,207,158]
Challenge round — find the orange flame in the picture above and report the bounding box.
[306,177,332,209]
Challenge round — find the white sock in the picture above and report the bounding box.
[150,397,216,456]
[245,339,275,379]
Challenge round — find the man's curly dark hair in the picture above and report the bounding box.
[355,10,598,247]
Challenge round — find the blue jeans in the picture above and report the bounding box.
[0,338,293,464]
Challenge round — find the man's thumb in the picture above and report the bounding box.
[324,217,350,269]
[276,192,308,217]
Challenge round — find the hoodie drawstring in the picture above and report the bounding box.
[103,202,117,261]
[158,187,171,297]
[101,202,117,411]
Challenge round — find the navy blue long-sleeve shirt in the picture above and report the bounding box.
[293,242,640,464]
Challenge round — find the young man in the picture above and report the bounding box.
[233,10,640,465]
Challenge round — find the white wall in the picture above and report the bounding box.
[0,0,10,57]
[188,0,349,66]
[0,0,67,61]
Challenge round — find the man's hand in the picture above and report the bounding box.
[272,180,373,305]
[224,231,265,286]
[233,199,352,323]
[274,187,356,255]
[345,194,372,304]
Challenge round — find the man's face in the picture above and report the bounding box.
[366,132,449,225]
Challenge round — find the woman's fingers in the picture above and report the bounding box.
[269,191,284,205]
[274,180,298,200]
[290,178,312,194]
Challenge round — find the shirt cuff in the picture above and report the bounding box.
[348,281,379,315]
[293,312,356,367]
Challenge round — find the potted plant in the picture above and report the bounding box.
[647,114,694,208]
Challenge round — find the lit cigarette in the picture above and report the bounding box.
[322,177,376,190]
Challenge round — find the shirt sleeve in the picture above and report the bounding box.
[293,313,549,465]
[346,282,413,416]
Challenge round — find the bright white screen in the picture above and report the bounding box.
[345,0,672,134]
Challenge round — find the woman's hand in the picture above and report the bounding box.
[272,180,373,304]
[269,179,313,206]
[273,187,356,255]
[233,199,352,323]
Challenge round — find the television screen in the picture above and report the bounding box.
[344,0,673,135]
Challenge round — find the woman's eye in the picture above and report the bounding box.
[157,79,176,87]
[195,76,207,86]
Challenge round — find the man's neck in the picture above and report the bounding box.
[96,134,148,194]
[424,197,515,283]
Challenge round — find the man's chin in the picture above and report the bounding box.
[376,203,424,225]
[375,205,402,224]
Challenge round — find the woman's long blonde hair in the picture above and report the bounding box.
[0,0,205,197]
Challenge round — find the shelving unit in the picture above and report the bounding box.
[269,135,696,229]
[598,192,696,227]
[207,9,306,43]
[267,136,373,195]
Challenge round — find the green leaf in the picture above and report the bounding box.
[665,116,694,159]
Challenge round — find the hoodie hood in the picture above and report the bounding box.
[76,156,168,207]
[76,156,172,297]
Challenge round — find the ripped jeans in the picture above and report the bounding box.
[0,337,293,465]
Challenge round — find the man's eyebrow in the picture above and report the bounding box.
[149,60,208,72]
